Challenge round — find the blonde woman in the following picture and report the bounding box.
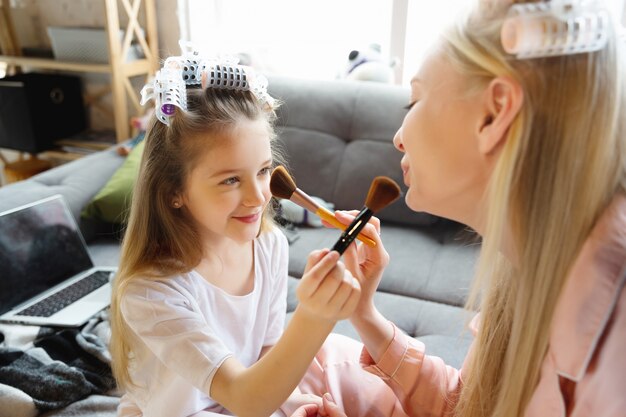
[297,0,626,416]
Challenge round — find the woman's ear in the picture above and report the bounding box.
[476,76,523,155]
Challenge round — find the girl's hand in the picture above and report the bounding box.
[321,393,348,417]
[290,404,321,417]
[282,391,323,417]
[329,211,389,317]
[296,249,361,323]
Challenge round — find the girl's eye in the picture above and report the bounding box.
[259,167,272,176]
[404,101,417,110]
[221,177,239,185]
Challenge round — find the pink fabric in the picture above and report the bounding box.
[359,327,463,417]
[290,333,409,417]
[355,196,626,417]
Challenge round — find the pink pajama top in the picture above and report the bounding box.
[360,196,626,417]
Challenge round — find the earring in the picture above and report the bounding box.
[173,201,181,208]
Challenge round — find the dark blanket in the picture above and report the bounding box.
[0,312,116,417]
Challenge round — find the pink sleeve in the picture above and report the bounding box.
[360,322,475,417]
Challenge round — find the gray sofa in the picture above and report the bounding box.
[0,76,478,375]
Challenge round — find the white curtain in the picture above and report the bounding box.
[182,0,393,80]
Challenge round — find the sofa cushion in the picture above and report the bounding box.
[274,125,344,205]
[82,140,145,224]
[377,222,479,306]
[333,139,427,223]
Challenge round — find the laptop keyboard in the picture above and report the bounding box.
[15,270,110,318]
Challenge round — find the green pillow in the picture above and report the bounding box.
[82,140,145,224]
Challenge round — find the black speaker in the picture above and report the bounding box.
[0,73,86,153]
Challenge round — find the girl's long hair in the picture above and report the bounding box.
[443,2,626,416]
[110,87,283,389]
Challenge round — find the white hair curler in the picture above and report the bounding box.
[140,41,275,126]
[501,0,610,59]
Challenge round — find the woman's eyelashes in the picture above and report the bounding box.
[404,101,418,111]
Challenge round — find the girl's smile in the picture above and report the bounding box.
[232,212,262,224]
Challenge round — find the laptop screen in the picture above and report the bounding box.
[0,196,94,315]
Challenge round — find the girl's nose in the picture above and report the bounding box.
[244,180,266,206]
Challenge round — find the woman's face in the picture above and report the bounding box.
[393,47,493,227]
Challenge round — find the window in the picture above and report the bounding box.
[182,0,626,86]
[184,0,392,81]
[402,0,468,85]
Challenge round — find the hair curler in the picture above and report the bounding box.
[501,0,610,59]
[140,41,274,125]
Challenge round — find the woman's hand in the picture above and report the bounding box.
[289,393,348,417]
[331,211,389,317]
[296,249,361,323]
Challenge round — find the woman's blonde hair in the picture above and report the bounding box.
[109,87,283,389]
[442,1,626,416]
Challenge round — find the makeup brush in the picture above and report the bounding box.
[270,166,377,247]
[331,176,401,255]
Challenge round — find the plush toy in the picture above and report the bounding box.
[341,43,398,84]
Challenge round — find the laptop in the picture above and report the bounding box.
[0,195,115,327]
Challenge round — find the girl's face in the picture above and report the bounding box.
[393,47,491,226]
[181,117,273,245]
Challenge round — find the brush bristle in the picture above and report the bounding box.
[365,176,402,213]
[270,166,297,199]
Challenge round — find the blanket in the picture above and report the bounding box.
[0,311,118,417]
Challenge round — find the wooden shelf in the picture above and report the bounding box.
[0,55,110,73]
[0,0,159,142]
[123,59,153,76]
[0,55,153,76]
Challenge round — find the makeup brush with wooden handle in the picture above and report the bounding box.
[332,176,401,255]
[270,166,377,247]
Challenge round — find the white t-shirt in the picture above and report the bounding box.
[119,227,289,417]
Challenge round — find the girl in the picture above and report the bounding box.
[299,0,626,416]
[109,57,361,417]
